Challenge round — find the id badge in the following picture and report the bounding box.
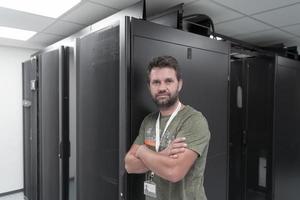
[144,180,157,198]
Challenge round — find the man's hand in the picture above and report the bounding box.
[160,137,187,158]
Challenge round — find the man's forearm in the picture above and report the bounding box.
[125,153,149,174]
[136,145,180,182]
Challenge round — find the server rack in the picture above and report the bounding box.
[23,47,69,200]
[23,6,142,200]
[23,59,38,200]
[229,54,275,200]
[273,56,300,200]
[129,18,229,200]
[76,21,127,200]
[228,51,300,200]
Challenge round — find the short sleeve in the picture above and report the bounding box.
[176,113,210,156]
[133,118,146,145]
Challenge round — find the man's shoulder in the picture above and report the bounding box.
[182,105,206,121]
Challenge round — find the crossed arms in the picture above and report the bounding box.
[124,138,198,183]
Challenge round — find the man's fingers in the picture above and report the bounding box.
[170,147,186,155]
[172,142,187,148]
[162,137,187,157]
[172,137,186,144]
[170,154,178,159]
[170,137,187,148]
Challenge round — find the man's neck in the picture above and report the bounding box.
[159,100,181,117]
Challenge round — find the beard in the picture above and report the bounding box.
[152,90,179,108]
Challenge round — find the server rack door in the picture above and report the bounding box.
[229,60,246,200]
[39,49,61,200]
[68,45,76,200]
[77,24,120,200]
[183,48,228,200]
[274,56,300,200]
[59,46,70,200]
[245,57,274,200]
[131,19,229,200]
[23,59,38,200]
[229,56,275,200]
[31,58,39,200]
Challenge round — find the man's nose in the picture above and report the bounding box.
[158,83,167,91]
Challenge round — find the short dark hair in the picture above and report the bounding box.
[147,56,182,83]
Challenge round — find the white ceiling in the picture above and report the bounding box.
[0,0,300,50]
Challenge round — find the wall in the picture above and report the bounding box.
[0,46,36,194]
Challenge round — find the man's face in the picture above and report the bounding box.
[148,67,182,108]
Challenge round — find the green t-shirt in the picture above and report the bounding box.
[134,105,211,200]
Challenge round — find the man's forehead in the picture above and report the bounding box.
[150,67,176,76]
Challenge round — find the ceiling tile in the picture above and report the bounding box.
[89,0,140,10]
[212,0,300,15]
[282,24,300,37]
[0,7,55,32]
[28,32,63,46]
[253,3,300,27]
[234,29,295,46]
[283,24,300,37]
[62,1,117,25]
[43,20,84,36]
[183,0,243,24]
[215,17,272,36]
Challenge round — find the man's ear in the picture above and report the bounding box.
[178,79,183,92]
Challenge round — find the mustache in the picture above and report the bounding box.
[155,92,170,97]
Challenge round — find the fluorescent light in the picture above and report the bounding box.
[0,0,81,18]
[0,26,36,41]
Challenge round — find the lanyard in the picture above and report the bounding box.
[155,102,181,152]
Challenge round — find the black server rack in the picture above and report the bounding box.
[75,16,130,200]
[38,48,60,200]
[23,59,38,200]
[273,56,300,200]
[229,55,275,200]
[129,18,229,200]
[77,24,121,200]
[229,53,300,200]
[23,47,69,200]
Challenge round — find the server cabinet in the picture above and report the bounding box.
[130,18,229,200]
[38,47,69,200]
[23,47,69,200]
[273,56,300,200]
[76,17,129,200]
[229,56,274,200]
[245,58,274,200]
[23,59,38,200]
[228,59,245,200]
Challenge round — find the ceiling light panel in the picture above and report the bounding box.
[0,26,36,40]
[0,0,81,18]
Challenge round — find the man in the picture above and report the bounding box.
[125,56,210,200]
